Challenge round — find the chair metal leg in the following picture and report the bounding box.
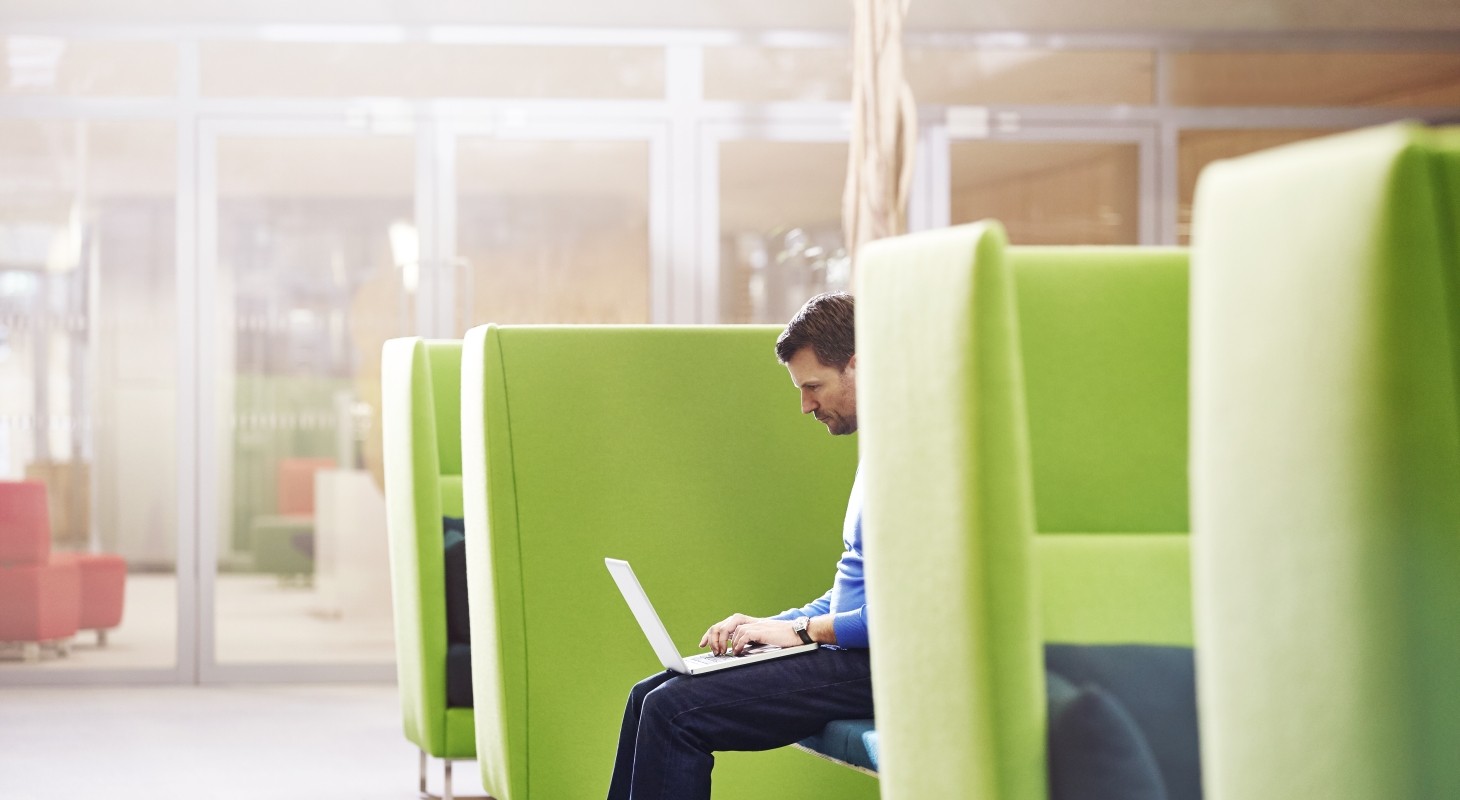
[418,749,494,800]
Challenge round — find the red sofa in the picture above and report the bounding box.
[0,480,127,660]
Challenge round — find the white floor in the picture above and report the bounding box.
[0,683,490,800]
[0,572,396,672]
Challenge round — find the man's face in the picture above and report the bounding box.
[786,347,858,435]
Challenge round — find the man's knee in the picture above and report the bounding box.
[629,672,676,712]
[640,677,697,725]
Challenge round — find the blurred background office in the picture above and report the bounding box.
[0,0,1456,684]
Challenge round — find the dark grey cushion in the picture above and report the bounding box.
[443,516,471,645]
[443,518,473,708]
[1046,670,1169,800]
[1046,644,1201,800]
[446,642,474,708]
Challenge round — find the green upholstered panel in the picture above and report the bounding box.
[438,475,464,519]
[1191,123,1460,800]
[461,325,875,800]
[1012,248,1189,534]
[427,342,463,478]
[858,223,1045,800]
[445,707,476,756]
[1036,535,1193,646]
[1012,248,1193,649]
[382,337,474,760]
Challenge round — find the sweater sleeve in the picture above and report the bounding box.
[770,588,832,622]
[829,604,868,649]
[771,596,869,649]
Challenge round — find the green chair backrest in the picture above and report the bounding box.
[860,222,1043,800]
[460,325,878,800]
[382,337,475,759]
[1190,122,1460,800]
[858,223,1193,800]
[1014,247,1193,646]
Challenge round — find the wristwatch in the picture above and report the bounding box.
[791,616,814,645]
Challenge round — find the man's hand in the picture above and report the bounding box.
[700,613,763,656]
[723,619,805,656]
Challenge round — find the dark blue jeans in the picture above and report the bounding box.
[607,648,875,800]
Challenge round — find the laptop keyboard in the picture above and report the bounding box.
[686,653,743,666]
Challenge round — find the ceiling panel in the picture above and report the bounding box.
[0,0,1457,33]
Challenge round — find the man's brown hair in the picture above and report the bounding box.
[775,292,855,370]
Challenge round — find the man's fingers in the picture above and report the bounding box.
[730,625,748,655]
[702,615,757,655]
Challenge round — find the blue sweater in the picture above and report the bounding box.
[772,470,868,648]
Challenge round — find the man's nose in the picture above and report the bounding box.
[800,391,816,415]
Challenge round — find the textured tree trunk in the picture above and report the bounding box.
[844,0,918,279]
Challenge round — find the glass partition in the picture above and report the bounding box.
[704,47,853,102]
[211,133,413,666]
[950,140,1141,245]
[0,119,179,671]
[1177,128,1340,243]
[455,138,652,326]
[718,140,849,324]
[0,37,176,97]
[1169,52,1460,107]
[704,46,1156,106]
[201,42,664,99]
[907,48,1154,106]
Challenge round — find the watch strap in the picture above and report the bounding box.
[793,617,814,645]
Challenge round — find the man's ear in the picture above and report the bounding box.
[845,354,857,372]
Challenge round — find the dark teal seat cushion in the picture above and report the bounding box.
[1046,670,1168,800]
[1046,644,1201,800]
[794,670,1167,792]
[798,719,878,771]
[797,643,1197,799]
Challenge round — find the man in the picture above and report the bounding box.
[607,292,873,800]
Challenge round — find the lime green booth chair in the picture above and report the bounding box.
[459,324,881,800]
[1189,123,1460,800]
[382,338,480,800]
[858,222,1196,800]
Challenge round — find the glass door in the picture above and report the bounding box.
[199,120,421,679]
[0,118,185,681]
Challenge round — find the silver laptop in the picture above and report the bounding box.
[605,558,818,675]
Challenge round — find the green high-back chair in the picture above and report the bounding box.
[1190,123,1460,800]
[857,222,1194,800]
[459,325,881,800]
[382,338,478,799]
